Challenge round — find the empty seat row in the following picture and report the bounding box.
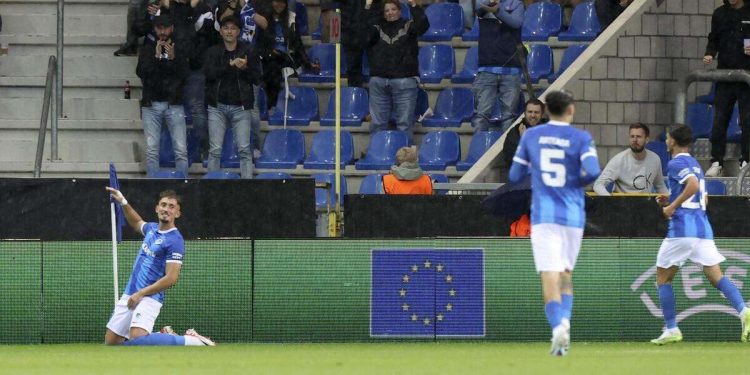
[686,102,742,141]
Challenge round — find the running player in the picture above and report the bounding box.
[509,90,601,355]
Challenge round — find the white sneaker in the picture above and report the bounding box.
[550,324,570,356]
[741,308,750,342]
[740,161,748,171]
[650,327,682,345]
[184,328,217,346]
[705,162,723,177]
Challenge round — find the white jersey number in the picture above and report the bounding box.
[681,178,707,211]
[541,149,566,187]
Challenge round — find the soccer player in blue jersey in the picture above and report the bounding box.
[104,188,215,346]
[650,125,750,345]
[509,90,601,356]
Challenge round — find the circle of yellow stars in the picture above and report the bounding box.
[400,259,456,326]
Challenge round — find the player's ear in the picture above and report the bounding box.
[174,205,182,219]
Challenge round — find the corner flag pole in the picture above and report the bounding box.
[110,201,119,305]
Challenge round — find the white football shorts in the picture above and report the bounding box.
[530,223,584,273]
[656,237,726,268]
[106,294,163,339]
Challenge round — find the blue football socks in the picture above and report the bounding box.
[123,333,186,346]
[657,284,677,329]
[545,301,563,329]
[717,277,747,313]
[561,294,573,321]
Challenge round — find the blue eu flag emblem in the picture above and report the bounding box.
[370,248,485,338]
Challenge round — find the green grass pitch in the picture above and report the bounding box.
[0,342,746,374]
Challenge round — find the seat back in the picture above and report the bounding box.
[552,44,588,81]
[686,103,713,138]
[521,2,562,41]
[202,171,240,179]
[306,130,355,166]
[418,131,461,168]
[462,17,479,41]
[148,170,187,179]
[418,44,455,83]
[452,46,478,83]
[561,1,601,40]
[218,127,241,168]
[256,172,293,179]
[705,179,727,195]
[259,129,305,163]
[421,3,464,41]
[466,131,502,163]
[646,141,670,175]
[433,87,474,122]
[295,2,309,35]
[301,43,346,80]
[160,125,200,167]
[361,130,410,164]
[527,44,553,83]
[322,87,369,124]
[257,86,268,120]
[314,173,348,209]
[359,173,385,194]
[269,86,319,125]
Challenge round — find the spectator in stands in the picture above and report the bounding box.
[595,0,633,30]
[501,98,546,171]
[136,14,191,176]
[383,146,434,195]
[593,123,668,195]
[364,0,429,140]
[471,0,525,132]
[341,0,369,87]
[703,0,750,177]
[204,16,261,178]
[256,0,317,110]
[115,0,157,56]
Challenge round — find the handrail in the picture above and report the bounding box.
[34,56,57,178]
[674,69,750,124]
[54,0,64,160]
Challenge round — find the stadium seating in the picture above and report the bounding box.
[202,171,241,179]
[148,170,187,179]
[314,173,348,209]
[451,46,478,84]
[303,130,355,169]
[299,44,345,83]
[268,86,319,126]
[257,87,268,120]
[295,2,309,35]
[697,84,715,104]
[419,44,455,84]
[356,130,410,170]
[462,17,479,42]
[159,126,200,167]
[549,44,588,82]
[255,129,305,169]
[359,173,386,194]
[422,88,474,127]
[522,2,562,41]
[419,131,461,170]
[320,87,369,126]
[256,172,293,179]
[415,88,430,119]
[526,44,554,84]
[429,173,449,195]
[420,3,464,41]
[728,105,742,143]
[311,14,322,40]
[686,103,713,138]
[558,1,601,41]
[456,131,502,171]
[706,179,727,195]
[646,141,670,175]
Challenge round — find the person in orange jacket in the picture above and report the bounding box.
[383,146,433,195]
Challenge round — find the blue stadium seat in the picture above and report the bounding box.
[415,88,429,119]
[526,44,554,84]
[299,44,345,83]
[256,172,293,179]
[418,130,461,171]
[420,3,464,41]
[422,88,474,127]
[686,103,714,138]
[728,105,741,143]
[549,44,588,82]
[148,170,187,179]
[646,141,670,175]
[429,173,448,195]
[257,87,268,120]
[355,130,410,170]
[456,131,502,171]
[359,173,385,194]
[159,126,200,167]
[303,130,355,169]
[295,2,309,35]
[320,87,369,126]
[202,171,240,179]
[268,86,319,125]
[522,2,562,41]
[462,17,479,42]
[199,127,240,168]
[706,179,727,195]
[419,44,455,84]
[314,173,348,209]
[697,84,715,104]
[400,0,411,19]
[558,1,601,41]
[255,129,305,169]
[451,46,478,84]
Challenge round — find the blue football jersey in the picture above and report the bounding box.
[124,223,185,303]
[665,153,713,239]
[512,121,599,228]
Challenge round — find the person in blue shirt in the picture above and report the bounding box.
[650,124,750,345]
[509,90,601,356]
[104,188,215,346]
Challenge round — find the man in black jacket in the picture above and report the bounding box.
[704,0,750,177]
[136,14,191,177]
[204,16,261,178]
[500,98,545,181]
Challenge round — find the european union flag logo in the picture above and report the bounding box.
[370,248,485,338]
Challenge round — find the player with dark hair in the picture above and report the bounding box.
[650,124,750,345]
[509,90,601,355]
[104,187,215,346]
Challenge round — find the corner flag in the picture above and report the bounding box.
[109,162,124,243]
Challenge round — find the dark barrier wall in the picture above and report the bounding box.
[0,178,316,240]
[3,239,749,343]
[345,195,750,237]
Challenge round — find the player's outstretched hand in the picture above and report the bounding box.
[127,292,143,310]
[106,187,127,205]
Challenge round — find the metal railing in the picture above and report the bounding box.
[34,56,58,178]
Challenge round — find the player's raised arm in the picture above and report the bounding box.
[106,187,147,235]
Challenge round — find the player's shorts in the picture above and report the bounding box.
[530,223,583,273]
[656,237,726,268]
[106,294,163,339]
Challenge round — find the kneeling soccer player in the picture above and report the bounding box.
[651,125,749,345]
[104,187,215,346]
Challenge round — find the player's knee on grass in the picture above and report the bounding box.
[129,327,149,341]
